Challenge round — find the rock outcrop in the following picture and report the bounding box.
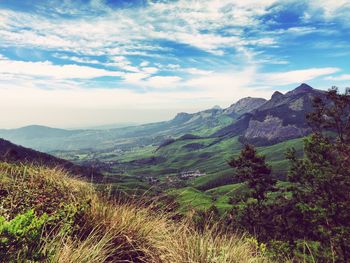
[224,97,267,116]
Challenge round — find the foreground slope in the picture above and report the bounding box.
[0,162,273,262]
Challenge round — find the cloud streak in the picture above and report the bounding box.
[0,58,123,79]
[0,0,349,127]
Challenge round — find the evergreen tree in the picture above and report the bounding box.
[228,144,275,203]
[226,88,350,262]
[307,86,350,142]
[286,87,350,262]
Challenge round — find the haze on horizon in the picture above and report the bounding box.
[0,0,349,129]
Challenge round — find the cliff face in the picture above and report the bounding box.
[244,115,310,144]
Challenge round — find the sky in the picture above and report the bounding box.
[0,0,350,128]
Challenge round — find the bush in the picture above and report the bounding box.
[0,209,48,261]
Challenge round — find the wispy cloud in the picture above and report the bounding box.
[53,54,101,65]
[325,74,350,81]
[259,68,340,86]
[0,0,349,127]
[0,1,278,58]
[0,58,123,79]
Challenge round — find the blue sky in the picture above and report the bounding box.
[0,0,349,128]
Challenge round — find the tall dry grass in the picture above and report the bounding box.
[0,162,278,262]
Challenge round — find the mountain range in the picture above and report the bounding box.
[0,83,320,151]
[0,83,323,180]
[213,83,323,145]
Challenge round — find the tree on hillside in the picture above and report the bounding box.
[228,144,275,203]
[226,88,350,262]
[286,87,350,262]
[227,145,276,244]
[307,86,350,142]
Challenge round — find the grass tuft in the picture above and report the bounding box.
[0,162,277,262]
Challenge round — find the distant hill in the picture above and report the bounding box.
[0,97,268,152]
[0,138,102,180]
[0,125,83,151]
[82,122,139,130]
[0,83,323,181]
[0,84,324,152]
[0,125,80,139]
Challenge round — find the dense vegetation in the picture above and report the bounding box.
[222,88,350,262]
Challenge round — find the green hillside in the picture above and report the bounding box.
[97,136,304,184]
[0,162,274,262]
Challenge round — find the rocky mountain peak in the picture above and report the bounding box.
[173,112,191,122]
[212,105,222,110]
[286,83,313,96]
[224,97,267,115]
[271,91,284,100]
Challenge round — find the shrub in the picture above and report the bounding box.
[0,209,48,261]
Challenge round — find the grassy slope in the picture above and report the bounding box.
[52,135,304,218]
[163,138,304,214]
[113,136,304,179]
[0,162,275,263]
[77,136,304,215]
[168,183,251,214]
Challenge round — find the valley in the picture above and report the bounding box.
[0,84,316,213]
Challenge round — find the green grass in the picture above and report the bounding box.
[114,136,303,182]
[258,137,304,161]
[1,162,276,262]
[168,187,213,213]
[206,183,245,195]
[169,183,251,215]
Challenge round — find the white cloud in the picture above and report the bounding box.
[106,56,143,72]
[185,67,257,93]
[325,74,350,81]
[309,0,350,18]
[53,54,101,64]
[142,67,159,74]
[183,68,213,75]
[140,61,150,67]
[167,64,181,69]
[122,72,149,84]
[146,76,182,88]
[0,0,279,59]
[259,67,340,86]
[0,59,123,79]
[305,0,350,25]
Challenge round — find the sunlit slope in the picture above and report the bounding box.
[115,136,304,180]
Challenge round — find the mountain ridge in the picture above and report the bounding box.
[0,83,323,151]
[213,83,324,145]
